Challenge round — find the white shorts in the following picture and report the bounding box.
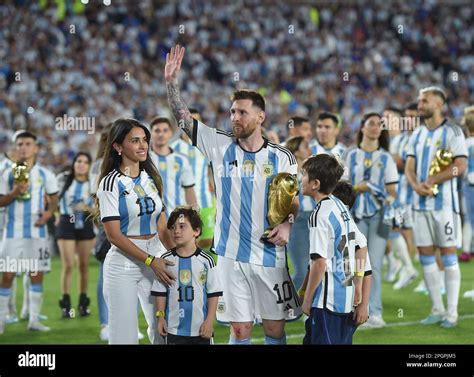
[216,256,302,323]
[0,237,51,273]
[413,210,461,248]
[401,205,413,229]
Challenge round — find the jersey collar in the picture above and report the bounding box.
[171,247,202,258]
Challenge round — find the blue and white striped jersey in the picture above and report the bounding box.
[0,156,13,233]
[151,248,222,337]
[406,120,467,212]
[192,119,298,267]
[171,138,214,209]
[344,146,398,219]
[97,169,164,237]
[309,139,347,160]
[465,137,474,185]
[308,195,359,314]
[89,158,102,195]
[150,150,195,217]
[394,132,413,206]
[0,163,59,239]
[57,173,93,215]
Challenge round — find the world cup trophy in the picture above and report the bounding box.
[12,161,31,201]
[429,149,453,196]
[260,172,299,243]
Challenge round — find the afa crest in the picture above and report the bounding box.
[198,268,207,284]
[262,161,274,177]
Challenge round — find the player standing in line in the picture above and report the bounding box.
[309,112,346,159]
[284,116,313,144]
[405,87,467,328]
[344,113,399,328]
[300,154,366,344]
[96,119,175,344]
[171,109,216,250]
[153,206,222,344]
[165,45,301,345]
[0,131,59,333]
[149,117,197,217]
[56,152,96,318]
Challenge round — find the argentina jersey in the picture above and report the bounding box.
[309,196,358,314]
[0,163,59,239]
[192,119,298,268]
[407,120,467,212]
[89,158,102,195]
[344,146,398,219]
[465,137,474,185]
[150,150,195,217]
[309,139,347,160]
[396,132,414,206]
[0,156,13,233]
[150,248,222,337]
[57,173,93,215]
[171,138,214,209]
[96,169,164,236]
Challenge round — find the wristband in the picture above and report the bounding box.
[353,184,359,192]
[145,254,155,266]
[354,271,364,278]
[155,310,165,318]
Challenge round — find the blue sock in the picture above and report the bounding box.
[441,254,458,267]
[265,333,287,345]
[0,288,11,297]
[419,255,436,266]
[229,336,251,345]
[30,284,43,293]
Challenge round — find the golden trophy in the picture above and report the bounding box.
[428,149,453,196]
[261,172,299,243]
[12,161,31,201]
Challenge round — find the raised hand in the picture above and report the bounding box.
[165,45,185,83]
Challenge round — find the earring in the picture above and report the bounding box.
[118,151,122,156]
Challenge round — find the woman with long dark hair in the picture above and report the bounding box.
[56,152,95,319]
[344,112,398,328]
[96,118,174,344]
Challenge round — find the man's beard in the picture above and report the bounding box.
[233,124,256,139]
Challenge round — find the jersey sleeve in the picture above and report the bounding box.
[96,176,120,222]
[181,156,195,188]
[354,223,367,249]
[0,170,8,196]
[406,129,420,159]
[448,126,468,158]
[309,208,329,260]
[206,259,223,297]
[192,119,227,162]
[384,154,399,185]
[44,169,59,195]
[150,277,167,296]
[277,146,298,175]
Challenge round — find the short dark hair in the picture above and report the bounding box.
[231,89,265,111]
[14,130,37,142]
[302,154,344,194]
[405,102,418,112]
[385,106,403,116]
[189,108,199,115]
[420,86,447,104]
[150,117,172,130]
[288,116,309,129]
[317,112,339,128]
[167,206,203,238]
[332,180,356,209]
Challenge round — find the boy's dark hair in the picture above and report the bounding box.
[150,117,172,130]
[167,206,203,238]
[332,180,356,209]
[302,154,344,194]
[231,89,265,111]
[287,116,309,129]
[405,102,418,112]
[317,112,339,128]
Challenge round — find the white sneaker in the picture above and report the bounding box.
[138,330,145,340]
[6,314,19,324]
[28,321,50,332]
[384,259,401,283]
[413,279,427,293]
[463,290,474,299]
[100,325,109,341]
[393,269,418,290]
[360,315,386,329]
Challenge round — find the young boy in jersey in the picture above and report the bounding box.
[152,206,222,345]
[301,154,366,344]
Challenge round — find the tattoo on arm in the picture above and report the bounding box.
[166,81,193,139]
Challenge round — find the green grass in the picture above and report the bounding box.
[0,255,473,344]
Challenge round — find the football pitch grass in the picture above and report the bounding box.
[0,255,472,345]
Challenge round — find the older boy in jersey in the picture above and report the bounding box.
[301,154,365,344]
[286,116,312,143]
[405,86,467,328]
[153,206,222,344]
[149,117,197,217]
[0,131,58,333]
[310,112,346,159]
[165,45,301,345]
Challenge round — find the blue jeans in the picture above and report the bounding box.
[355,212,388,317]
[288,211,311,290]
[97,261,108,326]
